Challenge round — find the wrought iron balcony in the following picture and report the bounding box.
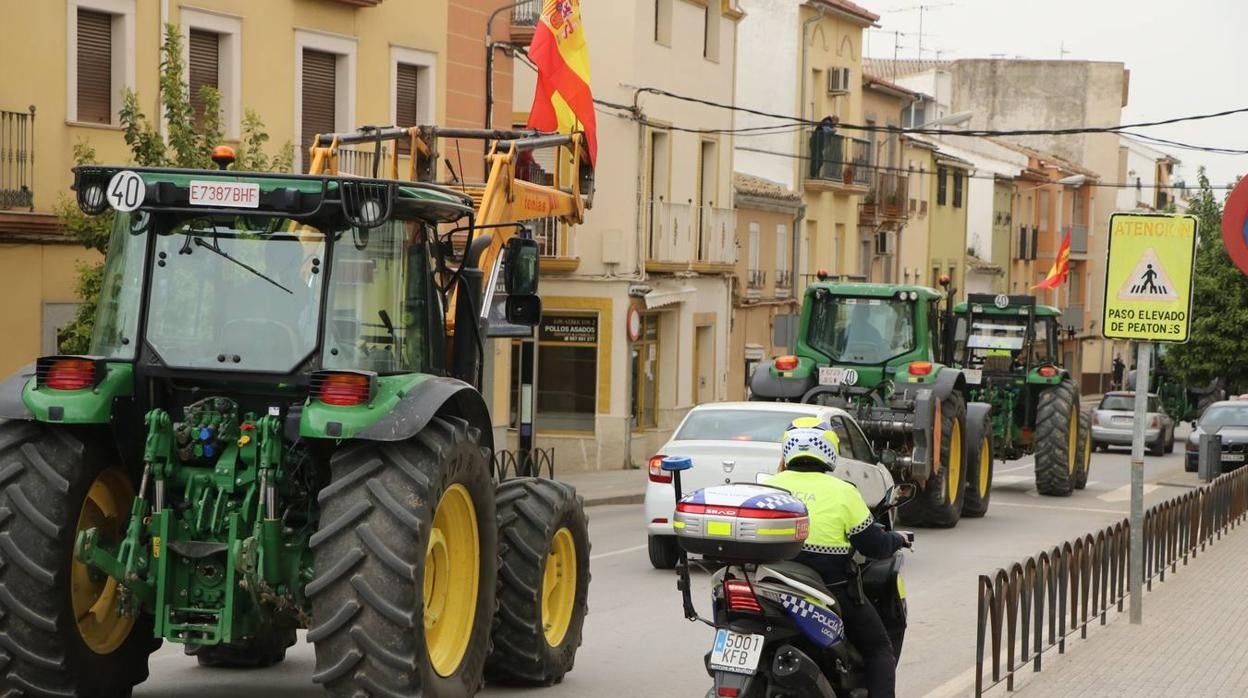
[775,269,793,289]
[1,107,34,211]
[1062,304,1085,333]
[512,0,540,26]
[859,173,909,223]
[746,268,766,290]
[807,130,870,187]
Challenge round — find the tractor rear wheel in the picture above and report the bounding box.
[187,626,296,668]
[1074,411,1092,490]
[962,409,994,518]
[0,421,158,697]
[899,393,967,528]
[309,416,497,698]
[485,477,591,686]
[1035,379,1079,496]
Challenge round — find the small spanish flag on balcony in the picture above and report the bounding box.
[526,0,598,166]
[1032,227,1072,290]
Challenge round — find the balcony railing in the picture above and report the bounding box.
[808,131,870,186]
[775,269,793,289]
[860,173,909,222]
[531,215,574,258]
[746,269,766,290]
[1,107,35,211]
[512,0,540,26]
[335,145,389,179]
[1069,224,1088,254]
[646,200,736,266]
[1062,304,1085,333]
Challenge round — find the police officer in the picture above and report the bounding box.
[768,418,909,698]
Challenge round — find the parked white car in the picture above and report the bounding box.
[644,401,894,569]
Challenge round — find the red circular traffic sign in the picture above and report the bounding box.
[1222,176,1248,276]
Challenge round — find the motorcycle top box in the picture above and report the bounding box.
[673,484,810,563]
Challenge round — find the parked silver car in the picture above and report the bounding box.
[1185,400,1248,472]
[1091,391,1175,456]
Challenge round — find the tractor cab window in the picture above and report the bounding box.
[1031,317,1056,364]
[323,220,433,374]
[145,217,326,373]
[963,318,1027,370]
[807,295,915,365]
[90,211,149,359]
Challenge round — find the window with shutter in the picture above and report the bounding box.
[77,9,113,124]
[395,63,420,154]
[302,49,338,149]
[189,29,220,128]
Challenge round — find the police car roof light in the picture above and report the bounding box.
[661,455,694,472]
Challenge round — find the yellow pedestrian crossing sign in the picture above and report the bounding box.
[1103,213,1197,343]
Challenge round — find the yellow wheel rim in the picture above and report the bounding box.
[1067,409,1079,474]
[978,437,991,498]
[1083,429,1092,474]
[947,419,962,502]
[424,484,479,678]
[542,527,577,648]
[72,468,137,655]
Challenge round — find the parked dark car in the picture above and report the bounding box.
[1185,400,1248,472]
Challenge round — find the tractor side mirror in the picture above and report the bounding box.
[506,294,542,326]
[504,237,540,296]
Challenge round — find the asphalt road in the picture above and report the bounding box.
[135,429,1197,698]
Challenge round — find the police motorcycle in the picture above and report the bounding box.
[660,454,915,698]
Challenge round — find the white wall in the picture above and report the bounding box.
[1117,137,1170,211]
[732,0,799,188]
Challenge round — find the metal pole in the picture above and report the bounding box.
[1129,341,1152,625]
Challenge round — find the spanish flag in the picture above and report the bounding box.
[1033,227,1072,290]
[526,0,598,165]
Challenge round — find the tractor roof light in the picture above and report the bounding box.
[909,361,933,376]
[775,355,799,371]
[816,269,829,281]
[311,370,377,407]
[1037,365,1058,377]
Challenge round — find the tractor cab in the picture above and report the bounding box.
[953,294,1062,381]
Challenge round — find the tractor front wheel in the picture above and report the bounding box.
[486,477,591,686]
[899,393,967,528]
[1074,411,1092,490]
[962,408,994,518]
[1035,379,1080,496]
[309,416,497,698]
[0,421,158,697]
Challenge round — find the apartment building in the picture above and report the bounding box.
[0,0,460,377]
[860,74,915,283]
[508,0,743,470]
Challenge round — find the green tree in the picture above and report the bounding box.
[1165,167,1248,390]
[58,24,290,353]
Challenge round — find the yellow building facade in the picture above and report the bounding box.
[0,0,451,377]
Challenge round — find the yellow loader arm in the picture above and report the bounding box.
[306,125,592,334]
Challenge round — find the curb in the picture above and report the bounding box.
[582,493,645,508]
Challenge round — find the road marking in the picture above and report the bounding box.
[995,462,1034,474]
[993,501,1124,515]
[922,664,978,698]
[992,474,1032,486]
[1098,483,1159,502]
[590,543,648,561]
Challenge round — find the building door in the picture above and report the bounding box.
[694,324,715,404]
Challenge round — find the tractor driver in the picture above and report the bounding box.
[769,417,911,698]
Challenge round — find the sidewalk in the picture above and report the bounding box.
[559,467,646,507]
[1002,521,1248,697]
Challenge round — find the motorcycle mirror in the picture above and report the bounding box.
[891,483,917,506]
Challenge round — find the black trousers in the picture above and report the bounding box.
[830,586,897,698]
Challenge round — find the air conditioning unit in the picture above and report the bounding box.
[827,67,851,94]
[875,231,895,256]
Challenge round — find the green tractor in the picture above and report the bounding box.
[749,278,994,528]
[0,129,593,697]
[1131,344,1225,425]
[950,293,1091,496]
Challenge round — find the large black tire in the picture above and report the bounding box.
[187,625,296,668]
[485,478,591,686]
[647,535,679,570]
[1035,379,1079,496]
[0,421,159,697]
[308,416,497,698]
[962,407,994,518]
[1074,411,1092,490]
[899,393,967,528]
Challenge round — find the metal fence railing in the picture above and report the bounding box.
[975,465,1248,695]
[1,106,35,210]
[493,447,555,481]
